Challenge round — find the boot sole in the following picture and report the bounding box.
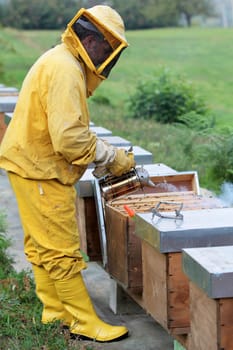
[70,331,129,343]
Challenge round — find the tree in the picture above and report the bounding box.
[0,0,86,29]
[175,0,215,26]
[141,0,179,28]
[110,0,216,28]
[0,0,218,29]
[109,0,179,29]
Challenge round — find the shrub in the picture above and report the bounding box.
[210,132,233,184]
[176,111,215,131]
[184,129,233,192]
[91,94,111,106]
[127,69,209,125]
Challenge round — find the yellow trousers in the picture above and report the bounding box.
[7,172,129,341]
[8,172,86,280]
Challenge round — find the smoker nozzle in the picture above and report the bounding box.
[147,178,156,188]
[135,166,156,188]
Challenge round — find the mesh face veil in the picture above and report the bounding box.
[66,6,129,79]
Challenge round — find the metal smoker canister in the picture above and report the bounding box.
[99,167,156,201]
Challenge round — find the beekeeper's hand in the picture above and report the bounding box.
[107,149,135,177]
[93,139,135,178]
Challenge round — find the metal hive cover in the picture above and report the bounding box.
[183,246,233,298]
[135,208,233,253]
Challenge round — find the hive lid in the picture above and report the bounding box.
[0,95,18,112]
[135,208,233,253]
[183,246,233,298]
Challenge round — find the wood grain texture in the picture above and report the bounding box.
[189,282,218,350]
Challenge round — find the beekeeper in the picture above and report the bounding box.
[0,5,135,342]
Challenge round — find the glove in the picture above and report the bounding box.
[93,138,135,178]
[106,149,135,177]
[92,165,109,178]
[93,138,115,178]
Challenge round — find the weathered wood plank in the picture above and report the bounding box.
[189,282,218,350]
[142,240,168,329]
[219,298,233,350]
[168,253,190,329]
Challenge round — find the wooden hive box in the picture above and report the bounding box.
[103,171,222,296]
[75,162,160,262]
[134,208,233,344]
[183,246,233,350]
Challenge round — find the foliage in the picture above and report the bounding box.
[91,94,111,106]
[111,0,216,29]
[89,102,213,187]
[207,131,233,184]
[0,61,4,80]
[0,36,7,80]
[175,0,215,26]
[126,69,209,125]
[0,0,85,29]
[142,0,179,28]
[176,111,215,131]
[0,0,217,29]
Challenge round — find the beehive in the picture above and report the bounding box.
[104,171,223,295]
[76,162,161,262]
[134,208,233,341]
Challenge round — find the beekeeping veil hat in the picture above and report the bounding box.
[62,5,128,81]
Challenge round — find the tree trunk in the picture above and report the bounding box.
[184,13,192,27]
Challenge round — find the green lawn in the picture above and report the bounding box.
[107,27,233,129]
[1,26,233,129]
[0,28,61,85]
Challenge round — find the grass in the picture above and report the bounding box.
[97,27,233,129]
[0,28,61,86]
[1,26,233,128]
[0,217,101,350]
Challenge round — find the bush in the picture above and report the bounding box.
[210,132,233,184]
[127,69,209,125]
[176,111,215,131]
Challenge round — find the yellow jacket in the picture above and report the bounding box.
[0,6,128,185]
[0,44,97,185]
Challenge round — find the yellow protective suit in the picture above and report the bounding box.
[0,6,129,185]
[0,5,130,341]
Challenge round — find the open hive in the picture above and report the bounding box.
[104,172,224,295]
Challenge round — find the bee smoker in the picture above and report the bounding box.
[97,166,156,201]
